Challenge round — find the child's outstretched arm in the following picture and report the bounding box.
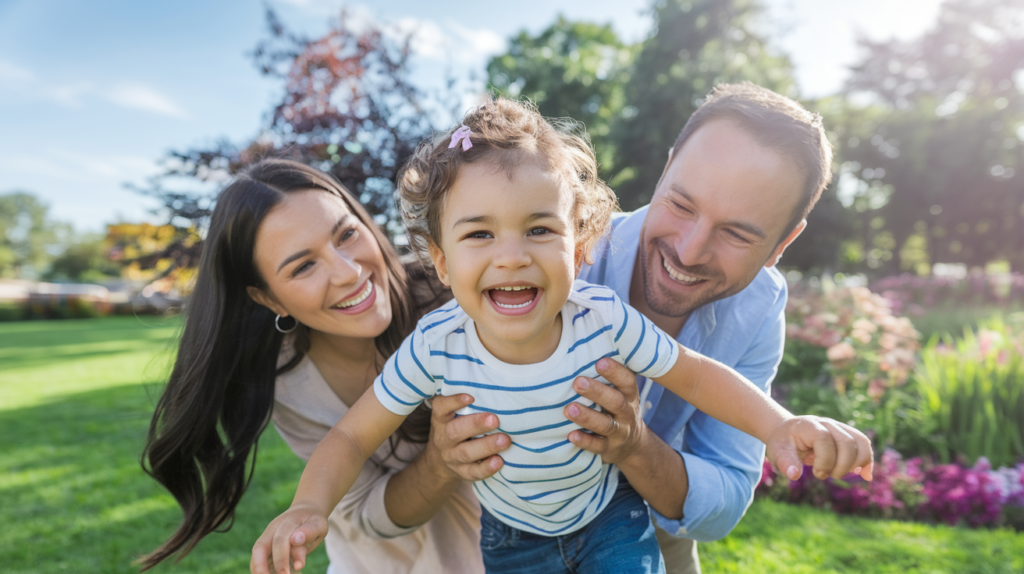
[654,345,874,482]
[251,390,407,574]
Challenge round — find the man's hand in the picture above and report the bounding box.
[563,358,647,465]
[429,393,511,481]
[765,416,875,481]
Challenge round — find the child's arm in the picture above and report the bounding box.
[251,390,407,574]
[653,345,874,482]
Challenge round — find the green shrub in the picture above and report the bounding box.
[913,317,1024,468]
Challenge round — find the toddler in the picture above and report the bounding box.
[253,99,872,574]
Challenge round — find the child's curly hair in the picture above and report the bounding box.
[397,98,617,262]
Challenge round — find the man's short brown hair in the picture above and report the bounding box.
[669,82,833,241]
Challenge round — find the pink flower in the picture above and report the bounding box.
[827,342,856,363]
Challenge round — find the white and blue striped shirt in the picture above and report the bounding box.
[373,280,679,536]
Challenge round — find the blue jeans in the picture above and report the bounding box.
[479,480,665,574]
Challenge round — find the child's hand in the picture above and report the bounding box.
[764,416,874,482]
[250,505,328,574]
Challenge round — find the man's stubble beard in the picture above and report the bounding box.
[638,238,731,318]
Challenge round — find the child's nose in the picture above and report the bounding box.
[492,238,531,269]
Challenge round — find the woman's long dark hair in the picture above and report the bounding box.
[139,159,439,570]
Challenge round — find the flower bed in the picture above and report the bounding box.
[871,271,1024,316]
[757,451,1024,530]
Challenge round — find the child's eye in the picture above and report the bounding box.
[464,230,493,240]
[527,227,550,236]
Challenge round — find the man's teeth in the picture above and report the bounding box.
[335,282,373,308]
[663,258,700,284]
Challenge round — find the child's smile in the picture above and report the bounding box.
[428,155,580,365]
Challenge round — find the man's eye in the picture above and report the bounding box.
[726,230,751,243]
[672,201,693,214]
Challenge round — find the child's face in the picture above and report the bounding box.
[428,156,580,363]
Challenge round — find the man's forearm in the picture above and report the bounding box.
[617,426,689,519]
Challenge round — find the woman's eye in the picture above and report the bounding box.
[292,261,314,276]
[339,228,357,243]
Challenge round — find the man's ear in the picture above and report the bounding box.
[765,219,807,268]
[246,285,287,316]
[427,241,450,286]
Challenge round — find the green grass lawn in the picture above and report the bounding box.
[2,317,1023,573]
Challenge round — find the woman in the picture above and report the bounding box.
[140,159,484,574]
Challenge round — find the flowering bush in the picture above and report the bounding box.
[871,271,1024,317]
[787,283,920,395]
[758,450,1024,530]
[781,279,921,450]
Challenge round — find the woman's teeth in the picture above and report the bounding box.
[663,258,700,284]
[335,282,373,308]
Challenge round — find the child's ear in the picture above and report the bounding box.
[427,240,451,286]
[246,286,287,316]
[573,241,595,277]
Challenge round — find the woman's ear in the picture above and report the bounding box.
[427,241,451,286]
[246,286,287,316]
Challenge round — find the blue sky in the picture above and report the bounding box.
[0,0,943,232]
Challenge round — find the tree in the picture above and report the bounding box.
[0,192,71,279]
[610,0,797,210]
[839,0,1024,272]
[46,233,121,283]
[137,8,454,237]
[487,17,634,175]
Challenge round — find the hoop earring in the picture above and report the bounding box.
[275,314,298,334]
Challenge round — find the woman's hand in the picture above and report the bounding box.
[250,505,328,574]
[429,393,510,481]
[764,416,875,482]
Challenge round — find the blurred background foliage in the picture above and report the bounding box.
[5,0,1023,285]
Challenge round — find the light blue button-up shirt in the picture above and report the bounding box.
[579,205,788,541]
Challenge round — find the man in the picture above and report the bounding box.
[432,83,867,573]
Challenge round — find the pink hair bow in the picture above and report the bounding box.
[448,125,473,151]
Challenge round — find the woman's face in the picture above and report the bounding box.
[248,189,393,342]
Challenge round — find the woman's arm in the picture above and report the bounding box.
[252,391,406,574]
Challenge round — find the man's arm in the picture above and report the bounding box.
[566,293,788,540]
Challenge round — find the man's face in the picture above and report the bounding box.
[635,119,806,320]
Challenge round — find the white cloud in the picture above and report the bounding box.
[0,59,34,82]
[388,17,505,65]
[104,84,190,119]
[0,149,160,184]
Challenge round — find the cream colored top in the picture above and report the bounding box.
[272,348,483,574]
